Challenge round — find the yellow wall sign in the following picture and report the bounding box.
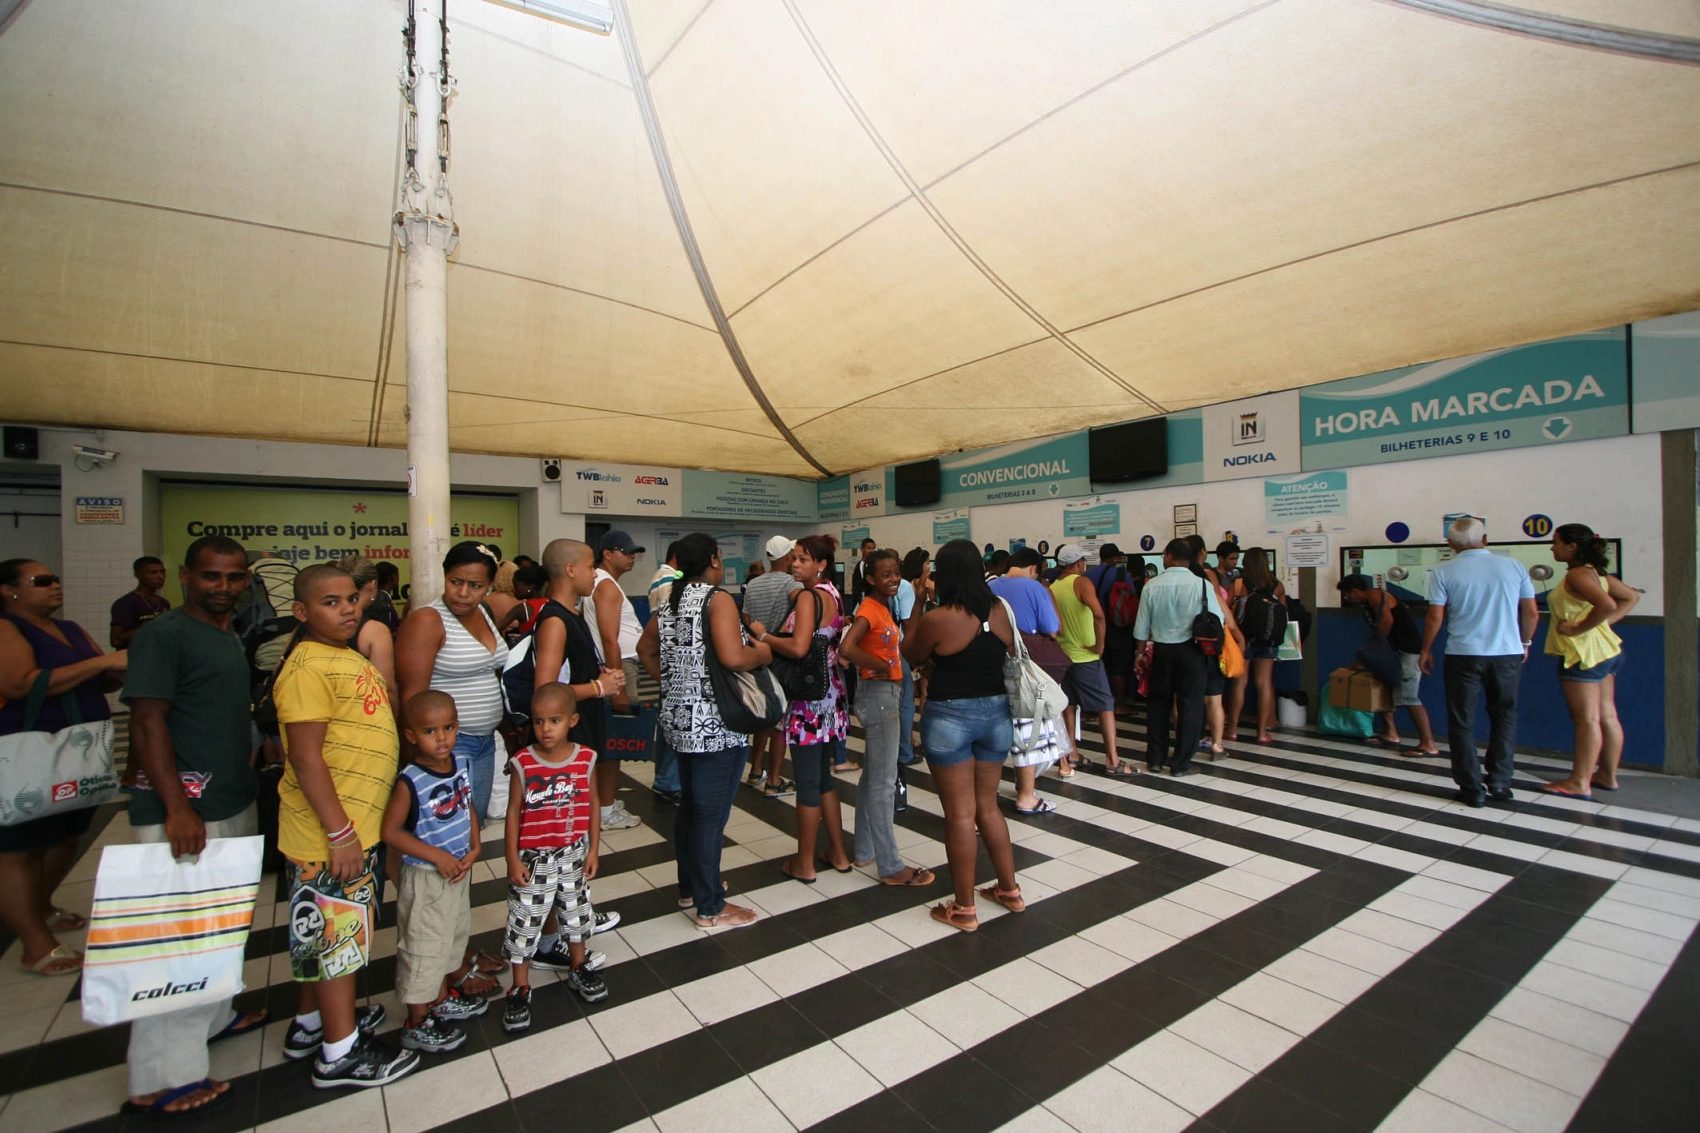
[160,485,519,591]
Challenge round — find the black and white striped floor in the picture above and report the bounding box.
[3,708,1698,1133]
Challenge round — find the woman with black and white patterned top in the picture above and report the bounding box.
[637,534,772,930]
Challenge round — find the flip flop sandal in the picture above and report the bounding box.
[1103,762,1139,778]
[210,1010,268,1043]
[1540,783,1595,801]
[1590,780,1621,792]
[780,860,817,885]
[453,968,502,999]
[1056,764,1075,778]
[763,778,797,798]
[20,944,81,977]
[120,1079,231,1119]
[978,884,1026,913]
[1203,744,1226,760]
[881,867,936,886]
[468,950,507,975]
[45,908,88,932]
[1014,799,1057,815]
[815,857,853,874]
[929,901,978,933]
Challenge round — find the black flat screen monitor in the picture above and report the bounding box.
[1089,418,1167,483]
[894,459,941,507]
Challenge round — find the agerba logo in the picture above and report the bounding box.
[633,475,669,486]
[575,469,622,483]
[131,977,209,1002]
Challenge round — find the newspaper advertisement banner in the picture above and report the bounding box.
[558,461,683,516]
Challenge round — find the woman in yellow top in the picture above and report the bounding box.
[1540,523,1638,801]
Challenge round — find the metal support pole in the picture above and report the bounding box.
[394,0,458,607]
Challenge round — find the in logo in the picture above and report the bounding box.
[588,488,608,510]
[1234,411,1265,446]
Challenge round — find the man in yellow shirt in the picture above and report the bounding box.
[1049,545,1129,775]
[273,564,419,1090]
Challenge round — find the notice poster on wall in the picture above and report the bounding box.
[684,473,816,523]
[841,525,871,548]
[161,485,519,595]
[1299,328,1628,469]
[1063,497,1120,537]
[1265,471,1348,535]
[932,509,971,544]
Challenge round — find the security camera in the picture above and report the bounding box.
[71,445,119,464]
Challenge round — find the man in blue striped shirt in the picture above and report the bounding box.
[1134,539,1224,776]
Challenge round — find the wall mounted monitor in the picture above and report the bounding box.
[1089,418,1168,483]
[893,458,942,507]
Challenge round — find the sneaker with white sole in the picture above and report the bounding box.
[283,1003,385,1062]
[592,910,620,934]
[431,987,489,1020]
[502,986,532,1033]
[312,1035,421,1089]
[532,943,607,971]
[400,1015,466,1054]
[600,802,641,830]
[566,965,609,1003]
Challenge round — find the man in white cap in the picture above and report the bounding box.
[741,536,803,794]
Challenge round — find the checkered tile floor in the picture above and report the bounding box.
[3,708,1698,1133]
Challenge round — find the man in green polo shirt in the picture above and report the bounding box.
[119,535,266,1117]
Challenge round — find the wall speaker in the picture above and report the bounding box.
[3,427,38,461]
[541,459,562,482]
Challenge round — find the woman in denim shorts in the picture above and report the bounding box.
[902,540,1022,933]
[1541,524,1639,800]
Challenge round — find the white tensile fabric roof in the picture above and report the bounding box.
[1,0,1696,477]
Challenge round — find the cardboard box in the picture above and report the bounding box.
[1329,667,1392,713]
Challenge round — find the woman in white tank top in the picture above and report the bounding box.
[396,542,509,820]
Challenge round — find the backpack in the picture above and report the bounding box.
[1239,586,1289,648]
[502,600,594,722]
[1190,579,1224,657]
[1104,568,1139,628]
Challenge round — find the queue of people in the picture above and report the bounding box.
[0,510,1637,1113]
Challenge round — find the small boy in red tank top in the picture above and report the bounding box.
[501,683,606,1033]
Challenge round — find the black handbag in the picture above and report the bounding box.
[1191,579,1224,658]
[767,589,833,702]
[699,594,787,733]
[1356,594,1405,690]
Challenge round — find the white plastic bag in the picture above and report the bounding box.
[81,835,263,1026]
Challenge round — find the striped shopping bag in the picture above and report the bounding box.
[80,835,264,1026]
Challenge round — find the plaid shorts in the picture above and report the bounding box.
[286,846,383,982]
[504,839,594,962]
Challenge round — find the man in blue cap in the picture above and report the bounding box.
[582,529,646,829]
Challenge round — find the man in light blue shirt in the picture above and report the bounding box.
[1421,517,1538,807]
[1133,539,1224,776]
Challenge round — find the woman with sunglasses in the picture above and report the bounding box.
[0,560,128,975]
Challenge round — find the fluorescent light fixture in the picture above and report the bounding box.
[480,0,613,35]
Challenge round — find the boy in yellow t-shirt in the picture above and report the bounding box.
[273,564,419,1090]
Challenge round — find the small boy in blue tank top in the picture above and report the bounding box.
[380,691,486,1054]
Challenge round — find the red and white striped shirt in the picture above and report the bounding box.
[509,743,597,850]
